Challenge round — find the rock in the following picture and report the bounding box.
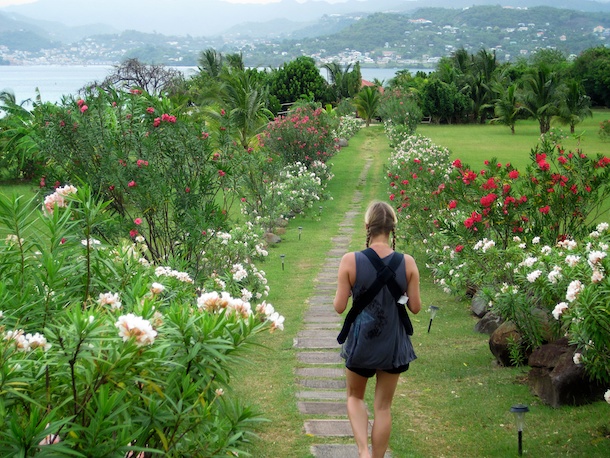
[338,138,349,148]
[264,232,281,244]
[475,312,504,335]
[527,338,606,408]
[471,290,489,318]
[489,321,523,366]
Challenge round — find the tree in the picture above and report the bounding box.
[198,48,224,79]
[520,63,565,134]
[490,83,521,134]
[268,57,330,108]
[571,47,610,107]
[420,79,469,124]
[556,80,592,134]
[100,58,183,95]
[322,61,362,103]
[354,86,380,127]
[222,71,273,149]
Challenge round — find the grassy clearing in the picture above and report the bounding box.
[418,109,610,171]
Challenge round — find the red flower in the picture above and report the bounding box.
[389,194,396,201]
[201,132,209,139]
[137,159,149,167]
[455,245,464,253]
[185,187,190,193]
[146,107,155,114]
[60,237,66,245]
[77,99,85,107]
[220,109,226,116]
[537,160,550,171]
[448,200,457,209]
[402,179,409,185]
[452,159,462,169]
[134,218,142,225]
[153,117,161,127]
[480,193,498,207]
[539,206,550,214]
[108,185,115,191]
[508,170,519,179]
[558,156,567,164]
[129,229,138,238]
[482,177,498,190]
[218,170,226,177]
[128,181,136,187]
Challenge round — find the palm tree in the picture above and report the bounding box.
[223,72,273,149]
[198,49,224,79]
[354,86,380,127]
[0,90,41,179]
[556,80,592,134]
[490,83,521,134]
[520,63,565,134]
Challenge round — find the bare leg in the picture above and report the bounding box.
[345,368,371,458]
[371,371,400,458]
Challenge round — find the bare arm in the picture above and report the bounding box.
[404,254,421,314]
[333,252,356,314]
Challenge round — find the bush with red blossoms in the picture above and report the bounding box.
[36,87,240,281]
[260,104,340,167]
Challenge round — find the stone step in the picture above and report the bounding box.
[297,401,347,416]
[297,329,339,338]
[311,444,392,458]
[304,419,358,437]
[296,390,345,400]
[298,378,346,389]
[296,351,343,365]
[296,367,344,378]
[294,337,339,349]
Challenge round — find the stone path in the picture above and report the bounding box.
[293,160,391,457]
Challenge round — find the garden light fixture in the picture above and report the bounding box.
[510,404,529,456]
[427,305,439,333]
[280,254,285,271]
[298,226,303,240]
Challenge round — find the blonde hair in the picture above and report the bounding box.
[364,201,398,249]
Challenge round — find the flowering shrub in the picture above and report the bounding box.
[377,88,422,136]
[333,115,363,140]
[261,105,340,167]
[0,186,284,456]
[37,87,238,277]
[386,130,610,396]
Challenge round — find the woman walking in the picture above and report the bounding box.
[334,200,421,458]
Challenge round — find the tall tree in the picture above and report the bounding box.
[520,63,565,134]
[556,80,592,134]
[354,86,380,127]
[198,48,225,79]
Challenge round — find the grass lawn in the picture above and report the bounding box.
[418,109,610,171]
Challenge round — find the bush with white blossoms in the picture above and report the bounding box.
[0,186,285,456]
[333,115,363,140]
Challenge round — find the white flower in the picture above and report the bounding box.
[256,301,275,317]
[605,389,610,404]
[150,282,165,295]
[527,270,542,283]
[135,235,145,243]
[558,239,577,250]
[482,239,495,252]
[215,388,225,397]
[573,353,582,365]
[565,255,581,267]
[566,280,583,303]
[596,222,609,232]
[552,302,569,320]
[232,263,248,281]
[591,270,605,283]
[587,250,606,267]
[98,292,122,310]
[81,238,101,247]
[26,332,51,351]
[532,236,540,244]
[541,245,552,255]
[0,311,3,319]
[548,267,562,284]
[519,256,538,268]
[115,314,157,346]
[241,288,253,302]
[268,312,285,332]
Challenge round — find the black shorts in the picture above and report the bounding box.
[347,364,409,378]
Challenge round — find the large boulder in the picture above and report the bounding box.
[475,312,504,335]
[470,290,489,318]
[527,338,606,408]
[489,321,525,366]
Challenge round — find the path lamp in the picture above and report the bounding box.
[298,226,303,240]
[510,404,529,456]
[427,305,439,333]
[318,206,323,216]
[280,254,286,271]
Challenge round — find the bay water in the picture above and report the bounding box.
[0,65,424,106]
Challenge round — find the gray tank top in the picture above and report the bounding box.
[340,250,417,370]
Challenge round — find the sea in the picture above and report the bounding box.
[0,65,429,106]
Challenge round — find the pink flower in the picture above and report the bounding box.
[201,132,209,139]
[146,107,155,114]
[389,194,395,201]
[539,205,550,214]
[220,109,226,116]
[218,170,226,177]
[128,181,136,188]
[136,159,148,167]
[452,159,462,168]
[455,245,464,253]
[129,229,138,238]
[185,187,190,193]
[508,170,519,179]
[448,200,457,209]
[80,105,88,113]
[77,99,85,107]
[134,218,142,225]
[153,117,161,127]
